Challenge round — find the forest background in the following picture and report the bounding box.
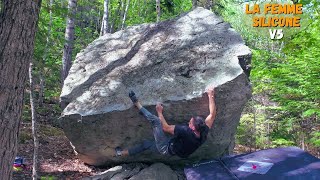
[1,0,319,178]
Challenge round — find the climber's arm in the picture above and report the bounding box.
[205,88,216,129]
[156,103,175,135]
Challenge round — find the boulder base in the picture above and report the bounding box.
[82,163,180,180]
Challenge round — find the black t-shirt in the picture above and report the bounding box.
[169,125,209,158]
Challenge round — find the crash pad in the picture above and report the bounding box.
[184,147,320,180]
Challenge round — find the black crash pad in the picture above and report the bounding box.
[184,147,320,180]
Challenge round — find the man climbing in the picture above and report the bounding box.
[115,88,216,158]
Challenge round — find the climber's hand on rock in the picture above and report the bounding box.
[206,87,214,96]
[156,103,163,113]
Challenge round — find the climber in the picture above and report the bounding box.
[115,88,216,158]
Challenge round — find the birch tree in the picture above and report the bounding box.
[156,0,160,22]
[0,0,42,179]
[121,0,130,30]
[100,0,109,36]
[62,0,77,84]
[119,0,125,30]
[29,62,39,180]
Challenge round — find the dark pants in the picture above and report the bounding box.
[128,107,170,155]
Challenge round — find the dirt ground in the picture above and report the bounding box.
[13,123,96,180]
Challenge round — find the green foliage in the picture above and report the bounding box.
[22,104,31,122]
[108,0,192,29]
[19,131,32,144]
[310,132,320,147]
[271,138,295,148]
[40,125,64,137]
[236,114,255,145]
[221,0,320,152]
[40,176,57,180]
[33,0,66,100]
[160,0,193,20]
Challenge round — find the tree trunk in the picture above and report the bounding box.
[108,1,114,33]
[267,121,270,148]
[96,10,100,33]
[0,1,42,179]
[100,0,109,36]
[138,0,141,16]
[29,63,39,180]
[121,0,130,30]
[206,0,212,10]
[39,0,54,107]
[253,101,257,150]
[39,74,45,106]
[192,0,197,9]
[110,0,121,33]
[62,0,77,84]
[156,0,160,22]
[119,0,125,30]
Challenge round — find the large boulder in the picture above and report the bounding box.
[60,7,252,166]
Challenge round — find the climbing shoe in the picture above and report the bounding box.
[115,147,123,157]
[129,91,138,103]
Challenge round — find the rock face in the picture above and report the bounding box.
[129,163,178,180]
[82,163,182,180]
[60,7,252,166]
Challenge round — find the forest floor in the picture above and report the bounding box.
[13,119,320,180]
[13,123,95,180]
